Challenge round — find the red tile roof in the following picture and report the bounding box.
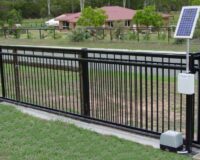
[55,6,170,23]
[55,13,80,23]
[102,6,136,21]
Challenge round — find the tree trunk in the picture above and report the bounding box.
[80,0,85,11]
[123,0,127,7]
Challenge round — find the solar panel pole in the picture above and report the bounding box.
[173,6,200,154]
[186,39,190,73]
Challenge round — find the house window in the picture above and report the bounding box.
[108,21,113,28]
[125,20,131,27]
[63,21,69,29]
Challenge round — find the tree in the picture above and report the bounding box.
[133,6,163,28]
[7,9,22,27]
[191,0,200,4]
[77,7,107,27]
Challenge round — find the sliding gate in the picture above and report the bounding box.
[0,45,200,146]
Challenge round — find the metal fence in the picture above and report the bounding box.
[0,28,56,39]
[0,26,173,42]
[0,45,200,149]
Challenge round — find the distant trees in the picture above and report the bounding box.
[0,0,194,20]
[7,9,22,27]
[191,0,200,4]
[77,7,107,27]
[0,8,22,27]
[133,6,163,28]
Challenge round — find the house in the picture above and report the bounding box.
[55,6,171,30]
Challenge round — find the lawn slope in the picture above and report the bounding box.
[0,104,191,160]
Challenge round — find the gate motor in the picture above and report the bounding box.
[160,6,200,153]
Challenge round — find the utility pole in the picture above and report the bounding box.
[47,0,51,16]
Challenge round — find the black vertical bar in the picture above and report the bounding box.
[140,66,143,128]
[168,58,170,130]
[186,95,194,153]
[119,57,122,124]
[75,57,79,114]
[89,62,93,116]
[13,49,20,102]
[185,54,195,153]
[0,48,5,98]
[162,57,164,132]
[33,57,37,104]
[27,56,31,103]
[7,55,12,99]
[150,57,153,131]
[124,63,128,125]
[71,60,75,113]
[130,57,133,126]
[134,57,138,127]
[156,66,159,132]
[79,49,90,117]
[145,56,148,130]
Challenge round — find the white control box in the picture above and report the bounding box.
[178,73,195,95]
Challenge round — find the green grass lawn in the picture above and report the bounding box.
[1,37,200,52]
[0,104,192,160]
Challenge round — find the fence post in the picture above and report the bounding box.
[185,54,195,153]
[53,29,56,39]
[110,28,113,41]
[26,29,29,38]
[0,47,5,98]
[13,49,20,102]
[137,31,140,42]
[4,29,6,39]
[39,29,42,39]
[79,48,90,117]
[103,28,105,40]
[167,27,170,44]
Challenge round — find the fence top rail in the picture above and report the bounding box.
[0,45,186,58]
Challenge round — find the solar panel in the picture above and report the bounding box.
[174,6,200,39]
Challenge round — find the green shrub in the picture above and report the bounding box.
[27,32,33,39]
[0,30,3,37]
[173,39,185,44]
[114,28,122,39]
[53,32,62,39]
[158,32,167,40]
[41,33,45,39]
[125,31,137,40]
[69,29,91,42]
[13,29,20,39]
[193,29,200,39]
[143,32,151,41]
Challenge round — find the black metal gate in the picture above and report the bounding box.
[0,45,200,149]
